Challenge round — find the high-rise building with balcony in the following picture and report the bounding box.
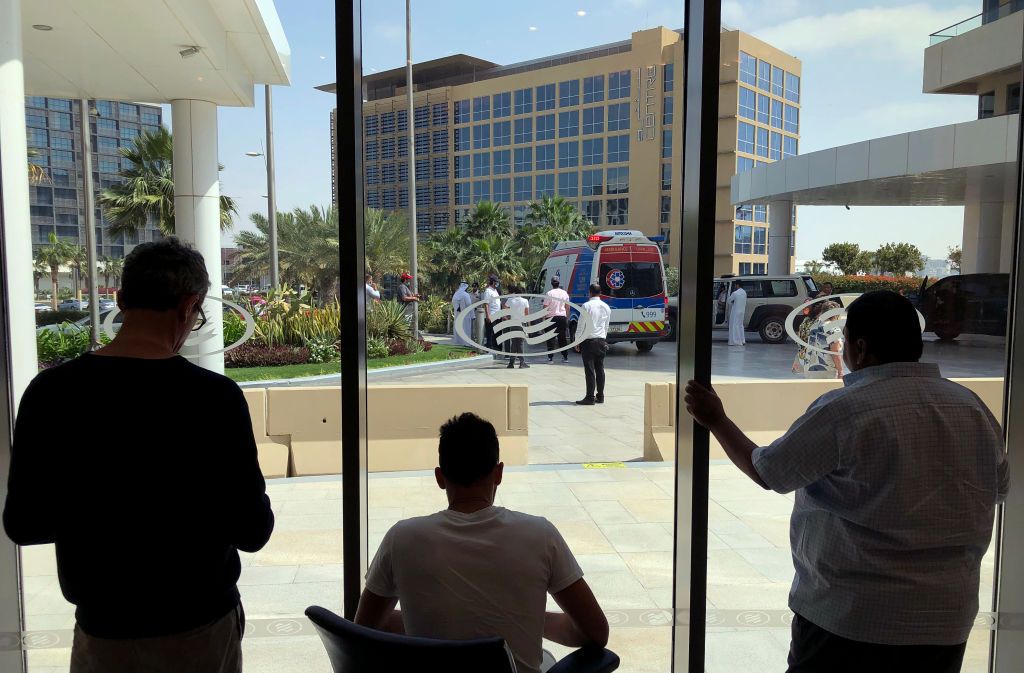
[320,26,801,273]
[25,97,164,258]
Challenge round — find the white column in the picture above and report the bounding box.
[171,100,224,373]
[767,200,793,275]
[0,0,37,407]
[962,201,1003,274]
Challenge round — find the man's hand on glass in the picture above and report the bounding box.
[684,380,726,429]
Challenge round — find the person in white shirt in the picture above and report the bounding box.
[481,275,502,352]
[726,281,747,346]
[543,277,571,364]
[364,273,381,303]
[576,283,611,406]
[450,281,473,348]
[354,413,608,673]
[503,286,530,369]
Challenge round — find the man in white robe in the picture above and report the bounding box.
[726,281,747,346]
[451,281,474,347]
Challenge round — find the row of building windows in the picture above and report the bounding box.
[365,130,450,160]
[26,98,158,122]
[738,87,799,133]
[739,52,799,103]
[448,170,635,203]
[452,135,631,178]
[734,225,768,255]
[365,156,453,185]
[738,262,767,275]
[448,102,643,149]
[450,197,632,228]
[365,103,449,137]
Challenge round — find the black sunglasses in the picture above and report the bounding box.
[192,306,207,332]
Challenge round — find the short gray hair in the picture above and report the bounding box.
[120,238,210,311]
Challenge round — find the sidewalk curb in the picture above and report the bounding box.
[236,354,491,388]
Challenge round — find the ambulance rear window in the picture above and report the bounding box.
[598,262,664,298]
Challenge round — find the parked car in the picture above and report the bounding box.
[58,299,88,311]
[34,303,51,313]
[665,274,823,344]
[916,273,1009,341]
[36,309,123,336]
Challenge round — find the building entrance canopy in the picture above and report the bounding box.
[732,114,1019,208]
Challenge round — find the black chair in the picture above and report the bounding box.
[305,606,620,673]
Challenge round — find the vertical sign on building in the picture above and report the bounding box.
[634,65,658,141]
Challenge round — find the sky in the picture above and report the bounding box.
[209,0,988,261]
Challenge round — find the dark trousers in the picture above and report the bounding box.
[547,315,569,359]
[484,317,498,351]
[506,336,525,365]
[786,613,967,673]
[581,338,607,400]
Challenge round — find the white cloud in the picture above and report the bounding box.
[755,3,975,62]
[371,22,404,43]
[802,98,976,151]
[722,0,745,25]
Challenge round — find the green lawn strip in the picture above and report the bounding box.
[224,345,476,382]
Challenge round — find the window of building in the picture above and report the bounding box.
[47,98,71,112]
[454,155,470,179]
[770,131,782,160]
[536,173,555,198]
[607,134,630,162]
[365,114,379,136]
[379,163,394,183]
[433,156,448,180]
[583,75,604,104]
[770,100,783,129]
[51,112,71,130]
[514,118,532,144]
[783,136,798,158]
[607,102,630,131]
[608,70,631,99]
[756,127,769,158]
[26,113,46,128]
[979,91,996,119]
[582,199,601,225]
[493,149,511,175]
[493,92,511,118]
[559,80,580,107]
[27,128,47,148]
[536,113,556,140]
[757,94,770,125]
[662,130,672,159]
[473,96,490,121]
[473,152,490,177]
[582,138,603,166]
[514,147,532,172]
[432,103,448,126]
[454,100,470,124]
[664,62,674,92]
[398,135,409,158]
[558,172,578,198]
[753,227,767,255]
[415,133,429,155]
[757,60,771,92]
[455,182,470,205]
[660,195,671,225]
[536,83,556,111]
[737,155,755,173]
[583,107,604,134]
[784,104,799,134]
[769,65,784,97]
[493,121,511,147]
[582,169,603,196]
[416,157,429,178]
[96,157,116,172]
[785,72,800,103]
[141,110,160,125]
[558,141,579,168]
[397,110,408,131]
[607,166,629,194]
[432,129,448,153]
[51,169,71,187]
[736,205,753,221]
[738,87,756,120]
[661,163,672,191]
[454,127,470,151]
[27,152,48,168]
[754,205,767,222]
[52,136,73,151]
[738,262,751,275]
[663,96,674,126]
[380,111,396,134]
[473,124,490,149]
[734,224,753,253]
[398,162,408,182]
[53,187,76,201]
[434,212,450,229]
[414,106,430,128]
[365,140,378,161]
[536,144,555,170]
[473,179,490,202]
[27,96,46,109]
[514,175,532,201]
[1009,83,1022,115]
[606,197,628,226]
[558,110,579,137]
[737,122,755,154]
[34,187,53,205]
[741,52,757,86]
[416,185,430,207]
[514,88,533,115]
[494,178,511,202]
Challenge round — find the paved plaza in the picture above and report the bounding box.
[20,335,1004,673]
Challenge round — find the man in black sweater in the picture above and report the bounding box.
[3,238,274,673]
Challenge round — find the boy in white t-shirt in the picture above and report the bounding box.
[355,413,608,673]
[504,286,531,369]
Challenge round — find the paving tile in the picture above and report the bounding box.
[621,551,674,589]
[239,565,299,586]
[581,500,637,525]
[599,523,673,553]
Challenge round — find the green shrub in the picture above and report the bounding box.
[367,301,412,342]
[223,312,247,347]
[306,334,339,364]
[665,267,680,296]
[224,344,311,368]
[418,296,451,334]
[36,310,87,327]
[366,336,389,359]
[812,273,922,295]
[36,324,109,367]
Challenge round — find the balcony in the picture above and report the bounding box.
[923,2,1023,95]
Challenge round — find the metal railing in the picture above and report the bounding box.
[930,0,1024,44]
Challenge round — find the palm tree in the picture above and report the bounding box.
[32,255,48,297]
[467,236,526,287]
[363,208,410,279]
[100,255,124,294]
[67,246,90,299]
[422,226,473,295]
[98,126,237,237]
[464,201,512,239]
[108,256,124,291]
[27,149,49,185]
[521,196,592,284]
[36,233,76,310]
